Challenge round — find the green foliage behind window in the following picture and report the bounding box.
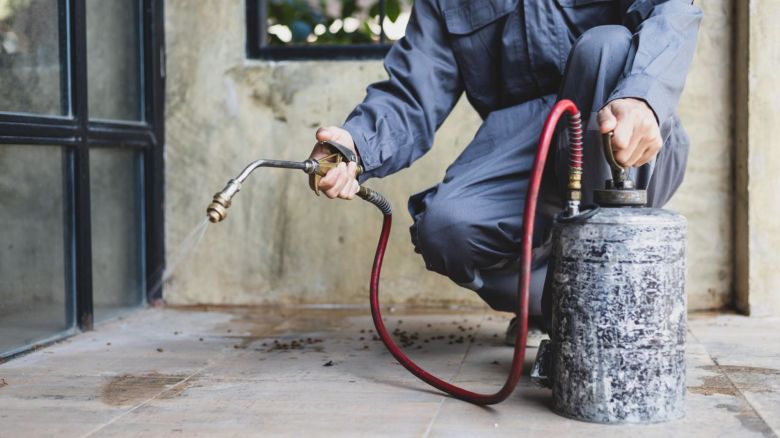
[267,0,410,46]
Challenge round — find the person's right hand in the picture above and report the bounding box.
[309,126,360,200]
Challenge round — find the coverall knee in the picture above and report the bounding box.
[410,25,689,316]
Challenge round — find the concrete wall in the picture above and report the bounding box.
[164,0,735,311]
[734,0,780,316]
[668,0,734,310]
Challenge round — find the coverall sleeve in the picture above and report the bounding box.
[342,0,463,181]
[609,0,703,124]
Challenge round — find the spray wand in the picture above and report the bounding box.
[207,140,390,224]
[206,100,583,405]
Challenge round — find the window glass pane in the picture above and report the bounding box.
[86,0,141,121]
[90,148,144,321]
[266,0,412,46]
[0,0,66,115]
[0,145,73,356]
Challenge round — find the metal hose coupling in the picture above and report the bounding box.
[357,186,392,216]
[207,179,242,223]
[565,111,584,217]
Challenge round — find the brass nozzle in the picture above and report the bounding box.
[206,180,241,223]
[207,195,230,223]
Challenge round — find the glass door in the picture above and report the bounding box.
[0,0,165,359]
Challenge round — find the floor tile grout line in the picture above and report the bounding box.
[687,328,778,437]
[709,357,778,437]
[450,310,489,381]
[422,397,446,438]
[423,309,490,438]
[78,366,207,438]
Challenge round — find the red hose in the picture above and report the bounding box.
[368,99,582,405]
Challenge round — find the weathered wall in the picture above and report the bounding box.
[668,0,734,310]
[735,0,780,316]
[164,0,734,311]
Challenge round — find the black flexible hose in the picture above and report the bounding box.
[358,187,392,216]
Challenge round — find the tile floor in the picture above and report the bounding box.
[0,306,777,437]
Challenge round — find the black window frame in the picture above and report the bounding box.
[246,0,394,60]
[0,0,165,342]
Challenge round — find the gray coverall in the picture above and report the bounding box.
[342,0,702,316]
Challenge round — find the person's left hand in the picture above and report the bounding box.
[597,98,662,168]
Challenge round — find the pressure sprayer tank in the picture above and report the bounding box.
[549,207,687,423]
[545,132,687,424]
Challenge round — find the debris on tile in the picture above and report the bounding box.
[0,378,7,388]
[199,338,204,342]
[265,337,323,352]
[156,348,164,353]
[323,360,334,367]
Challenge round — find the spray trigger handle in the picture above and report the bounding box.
[309,140,363,196]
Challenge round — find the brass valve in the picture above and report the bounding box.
[308,141,363,196]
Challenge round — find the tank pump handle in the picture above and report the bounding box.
[593,132,647,206]
[601,132,634,190]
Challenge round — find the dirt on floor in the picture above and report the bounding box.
[100,373,189,406]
